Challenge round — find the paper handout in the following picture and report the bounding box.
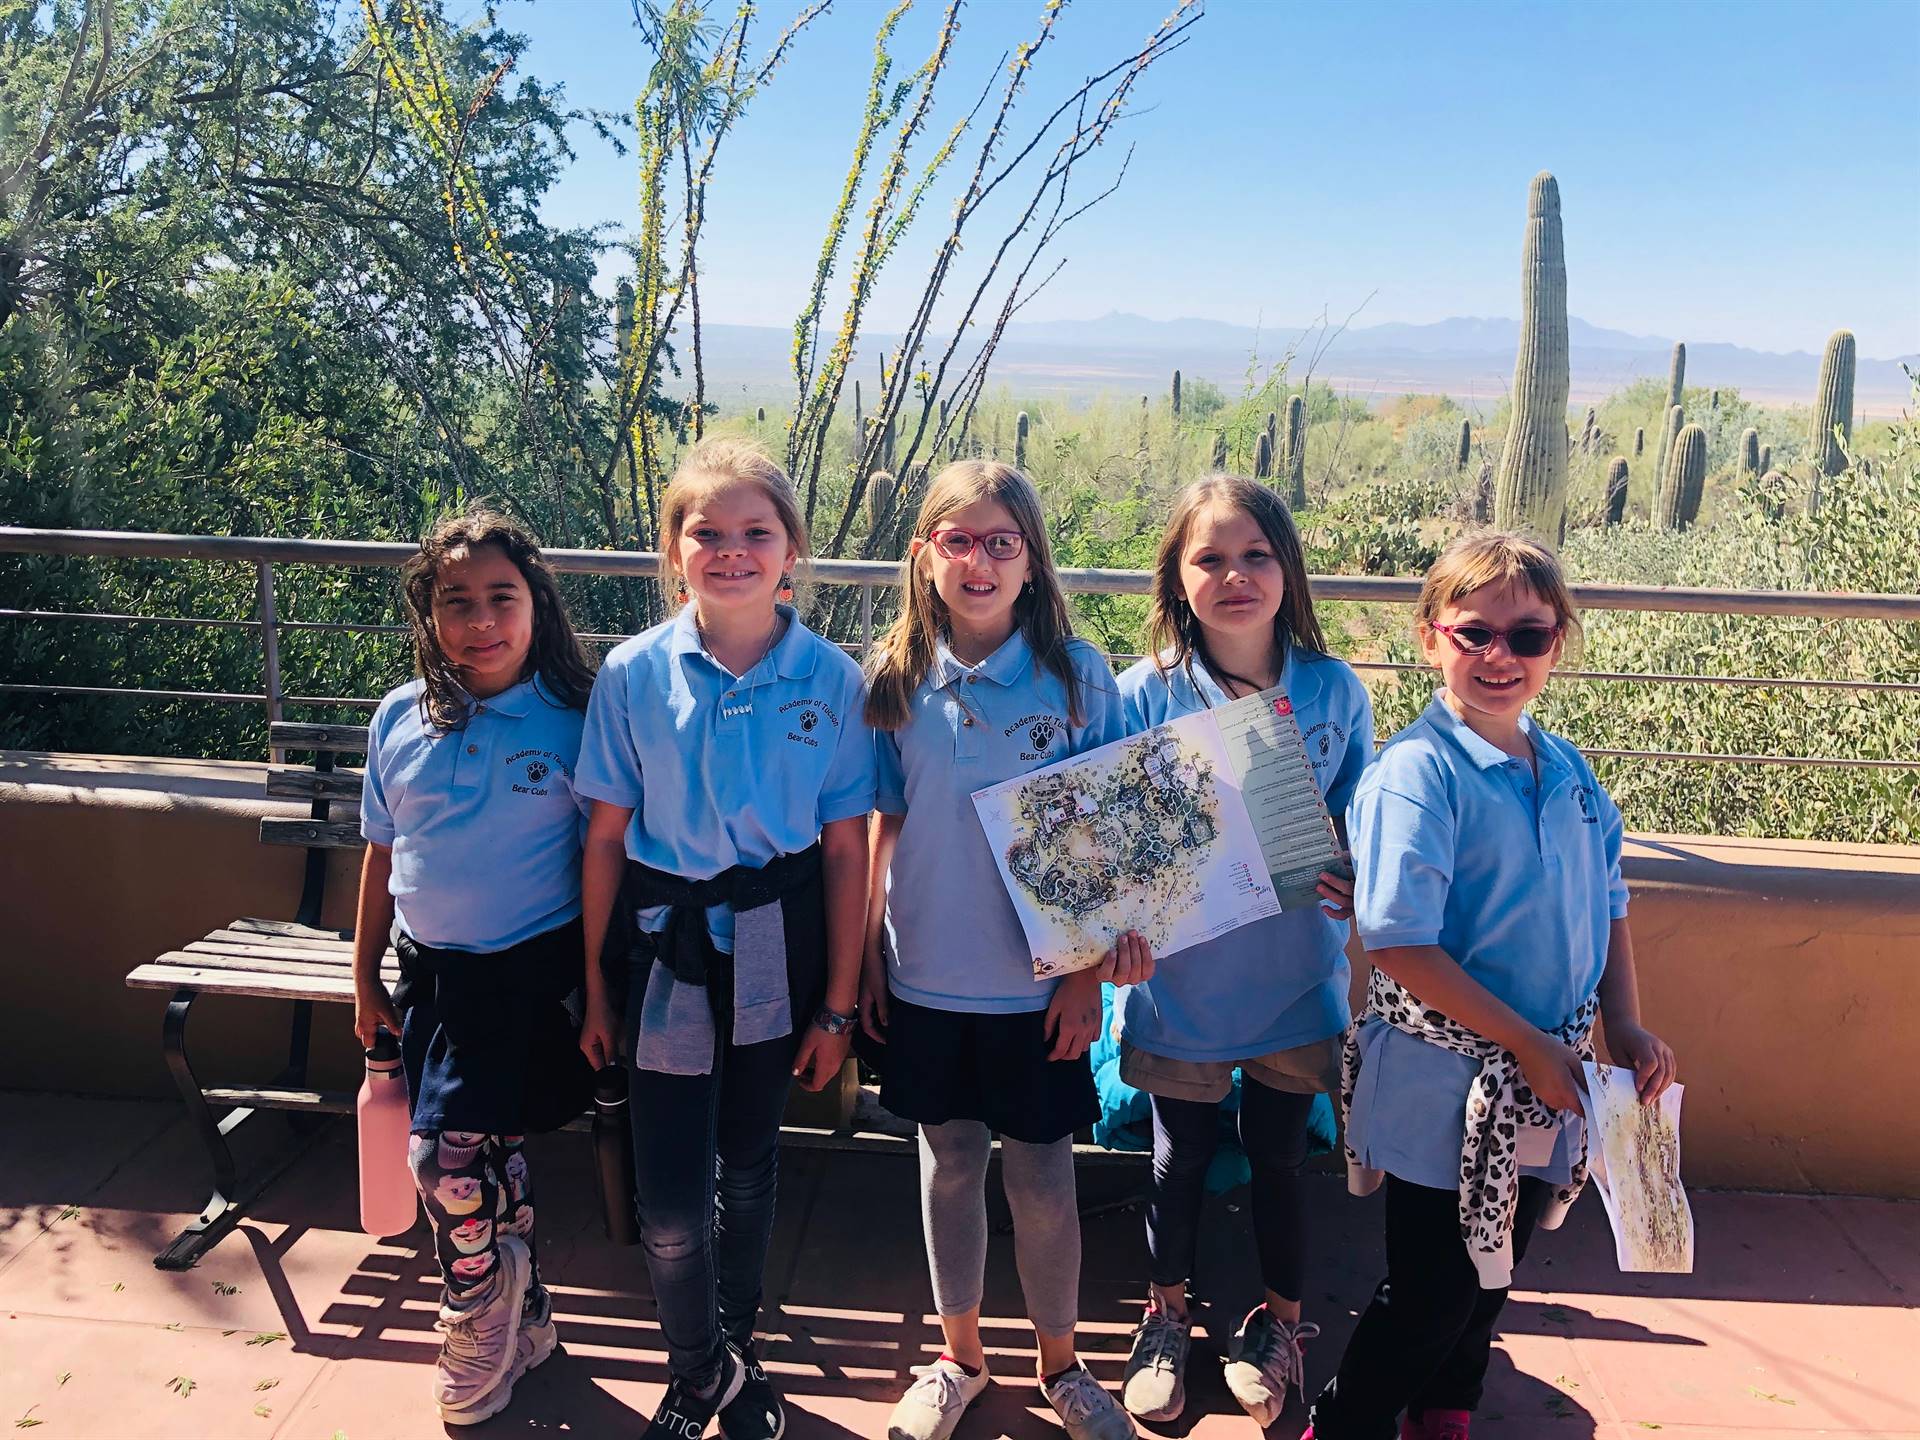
[1581,1062,1695,1274]
[971,684,1347,979]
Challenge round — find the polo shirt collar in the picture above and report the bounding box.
[472,676,539,718]
[1156,642,1308,709]
[936,629,1034,689]
[1423,689,1544,771]
[669,603,815,684]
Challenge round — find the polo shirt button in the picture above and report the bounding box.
[963,716,975,727]
[967,675,977,684]
[466,744,479,755]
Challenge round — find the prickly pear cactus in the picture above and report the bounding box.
[1605,457,1629,524]
[1492,172,1571,539]
[1656,423,1707,530]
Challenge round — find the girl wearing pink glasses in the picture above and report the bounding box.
[1306,531,1677,1440]
[862,460,1151,1440]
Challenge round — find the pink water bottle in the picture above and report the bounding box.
[358,1029,417,1236]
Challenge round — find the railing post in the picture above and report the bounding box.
[256,561,284,764]
[859,581,874,657]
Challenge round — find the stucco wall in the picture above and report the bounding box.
[4,752,1917,1195]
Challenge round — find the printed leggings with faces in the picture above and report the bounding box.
[409,1131,537,1297]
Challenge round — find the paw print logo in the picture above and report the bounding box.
[800,709,819,732]
[525,760,549,785]
[1318,733,1332,757]
[1028,719,1057,751]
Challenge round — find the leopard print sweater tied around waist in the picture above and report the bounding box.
[1340,967,1600,1289]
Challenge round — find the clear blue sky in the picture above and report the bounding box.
[467,0,1920,358]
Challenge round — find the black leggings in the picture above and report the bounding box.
[1308,1174,1551,1439]
[1146,1078,1316,1301]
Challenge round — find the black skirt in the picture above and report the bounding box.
[395,918,594,1137]
[877,996,1098,1146]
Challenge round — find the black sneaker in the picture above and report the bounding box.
[645,1346,743,1440]
[719,1342,784,1439]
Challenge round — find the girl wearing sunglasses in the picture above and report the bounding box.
[1307,532,1676,1440]
[863,460,1148,1440]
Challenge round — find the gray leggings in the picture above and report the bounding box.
[918,1119,1081,1336]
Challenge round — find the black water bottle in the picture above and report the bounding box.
[592,1064,640,1245]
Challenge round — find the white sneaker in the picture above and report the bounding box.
[1120,1300,1191,1421]
[887,1357,989,1440]
[1222,1305,1319,1427]
[1040,1362,1135,1440]
[434,1234,532,1423]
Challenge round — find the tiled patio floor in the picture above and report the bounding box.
[1,1092,1914,1439]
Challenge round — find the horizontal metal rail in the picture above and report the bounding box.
[5,526,1919,621]
[2,527,1916,774]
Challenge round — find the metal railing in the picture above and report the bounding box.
[3,525,1918,771]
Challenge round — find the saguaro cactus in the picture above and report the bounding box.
[854,379,863,442]
[1758,443,1771,475]
[1656,342,1686,478]
[882,416,897,471]
[1737,427,1760,478]
[1172,369,1183,417]
[1656,423,1707,530]
[1654,404,1683,511]
[1492,172,1571,538]
[867,469,897,527]
[1456,418,1472,470]
[1014,411,1030,470]
[1211,430,1228,468]
[755,406,766,423]
[1254,430,1274,480]
[1810,328,1856,478]
[1634,426,1645,457]
[1605,457,1629,524]
[1283,394,1307,508]
[1579,406,1597,456]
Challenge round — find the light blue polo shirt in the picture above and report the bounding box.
[1343,692,1629,1190]
[575,604,876,952]
[360,676,589,953]
[877,632,1128,1014]
[1116,646,1374,1061]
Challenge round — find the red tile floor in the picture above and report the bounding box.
[2,1093,1914,1439]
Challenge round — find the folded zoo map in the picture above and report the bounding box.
[972,685,1349,979]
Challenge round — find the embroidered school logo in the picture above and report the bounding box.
[800,709,819,732]
[780,696,837,747]
[1028,719,1057,752]
[506,747,564,797]
[1574,783,1599,823]
[525,760,550,786]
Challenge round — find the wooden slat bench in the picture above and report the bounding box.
[125,721,393,1269]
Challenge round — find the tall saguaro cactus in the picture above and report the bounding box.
[1656,342,1686,479]
[1654,404,1683,512]
[1810,328,1856,478]
[1171,369,1183,417]
[1758,443,1771,476]
[868,469,897,527]
[1015,411,1030,470]
[1633,426,1644,457]
[1456,418,1472,470]
[1656,423,1707,530]
[1737,427,1760,478]
[1254,430,1274,480]
[1604,457,1629,524]
[1211,431,1228,469]
[1283,394,1307,508]
[1493,172,1571,539]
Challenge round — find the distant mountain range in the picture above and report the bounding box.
[688,313,1914,415]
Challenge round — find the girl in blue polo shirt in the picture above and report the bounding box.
[862,460,1150,1440]
[574,439,875,1440]
[1305,532,1677,1440]
[1112,475,1372,1428]
[352,509,597,1426]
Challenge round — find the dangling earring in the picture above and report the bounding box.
[778,572,795,604]
[674,576,688,603]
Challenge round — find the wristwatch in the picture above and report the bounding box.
[813,1006,856,1036]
